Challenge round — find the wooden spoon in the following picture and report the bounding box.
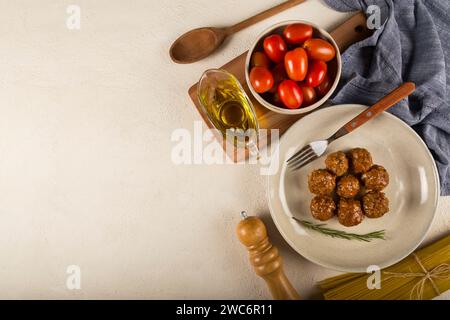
[169,0,306,64]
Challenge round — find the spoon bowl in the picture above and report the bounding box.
[169,27,227,64]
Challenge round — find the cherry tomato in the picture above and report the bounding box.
[271,91,284,107]
[315,73,332,97]
[303,38,336,62]
[278,80,303,109]
[263,34,287,63]
[283,23,313,44]
[298,83,317,107]
[250,51,271,69]
[306,60,327,87]
[284,48,308,81]
[268,63,287,93]
[250,66,274,93]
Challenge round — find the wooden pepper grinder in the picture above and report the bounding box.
[236,211,300,300]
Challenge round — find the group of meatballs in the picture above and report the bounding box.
[308,148,390,227]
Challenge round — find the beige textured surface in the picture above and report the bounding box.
[0,0,448,299]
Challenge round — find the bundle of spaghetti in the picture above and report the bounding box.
[318,234,450,300]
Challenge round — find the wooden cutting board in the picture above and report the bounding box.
[188,12,372,162]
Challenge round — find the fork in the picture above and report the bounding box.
[287,82,416,171]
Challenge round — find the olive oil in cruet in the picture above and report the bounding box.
[198,69,259,155]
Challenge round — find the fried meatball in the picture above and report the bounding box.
[308,169,336,195]
[362,165,389,191]
[362,192,389,218]
[348,148,373,174]
[325,151,349,176]
[336,175,360,198]
[338,198,364,227]
[310,195,336,221]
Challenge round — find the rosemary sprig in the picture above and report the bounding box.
[292,218,386,242]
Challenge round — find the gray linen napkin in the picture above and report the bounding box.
[323,0,450,195]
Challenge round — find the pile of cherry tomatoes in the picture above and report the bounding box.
[249,23,336,110]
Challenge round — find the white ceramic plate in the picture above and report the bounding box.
[268,104,439,272]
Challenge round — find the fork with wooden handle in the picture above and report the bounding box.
[287,82,416,170]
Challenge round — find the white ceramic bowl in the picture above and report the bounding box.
[245,20,341,115]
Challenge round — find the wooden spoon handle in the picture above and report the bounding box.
[331,82,415,140]
[226,0,306,35]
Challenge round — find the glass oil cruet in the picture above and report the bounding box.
[197,69,260,158]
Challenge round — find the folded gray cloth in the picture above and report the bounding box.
[323,0,450,196]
